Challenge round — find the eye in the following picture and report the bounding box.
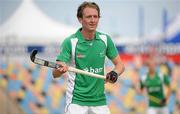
[93,15,98,18]
[86,16,92,19]
[85,15,99,19]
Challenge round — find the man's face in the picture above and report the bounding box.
[79,7,99,32]
[147,58,156,72]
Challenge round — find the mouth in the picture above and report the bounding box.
[89,24,96,28]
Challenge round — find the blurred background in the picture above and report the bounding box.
[0,0,179,114]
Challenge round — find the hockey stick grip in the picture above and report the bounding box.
[149,95,161,104]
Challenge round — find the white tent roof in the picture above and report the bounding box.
[0,0,76,44]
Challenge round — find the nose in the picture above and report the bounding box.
[90,16,95,22]
[90,15,98,22]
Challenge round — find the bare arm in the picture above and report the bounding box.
[105,55,125,83]
[111,55,125,76]
[163,74,171,104]
[165,85,171,102]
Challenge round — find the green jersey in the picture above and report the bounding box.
[56,28,118,106]
[140,72,170,107]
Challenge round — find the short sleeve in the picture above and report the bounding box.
[140,79,145,89]
[106,36,119,60]
[163,74,170,86]
[56,38,71,63]
[140,75,146,89]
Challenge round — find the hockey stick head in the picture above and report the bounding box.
[30,49,38,62]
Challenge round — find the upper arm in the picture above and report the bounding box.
[111,54,125,75]
[106,36,119,60]
[140,75,146,90]
[140,79,144,90]
[111,55,122,66]
[56,38,72,63]
[164,74,170,86]
[105,36,124,74]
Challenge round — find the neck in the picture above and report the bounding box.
[81,29,95,40]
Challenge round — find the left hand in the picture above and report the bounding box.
[106,71,118,83]
[160,98,167,105]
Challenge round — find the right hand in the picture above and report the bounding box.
[52,61,68,78]
[56,61,68,74]
[160,98,167,106]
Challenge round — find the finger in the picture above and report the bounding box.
[58,67,65,72]
[61,66,68,73]
[62,68,67,72]
[61,67,67,72]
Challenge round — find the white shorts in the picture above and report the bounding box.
[65,103,111,114]
[147,106,169,114]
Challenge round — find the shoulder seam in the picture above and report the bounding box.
[99,34,107,47]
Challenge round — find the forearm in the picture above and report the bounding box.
[165,86,171,100]
[110,55,125,76]
[113,61,125,76]
[106,56,125,83]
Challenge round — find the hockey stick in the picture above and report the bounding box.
[30,49,105,79]
[149,95,162,104]
[130,84,163,105]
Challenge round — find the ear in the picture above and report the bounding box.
[78,18,82,24]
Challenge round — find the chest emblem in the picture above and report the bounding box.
[99,49,106,57]
[77,53,86,58]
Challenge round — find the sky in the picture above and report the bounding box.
[0,0,179,38]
